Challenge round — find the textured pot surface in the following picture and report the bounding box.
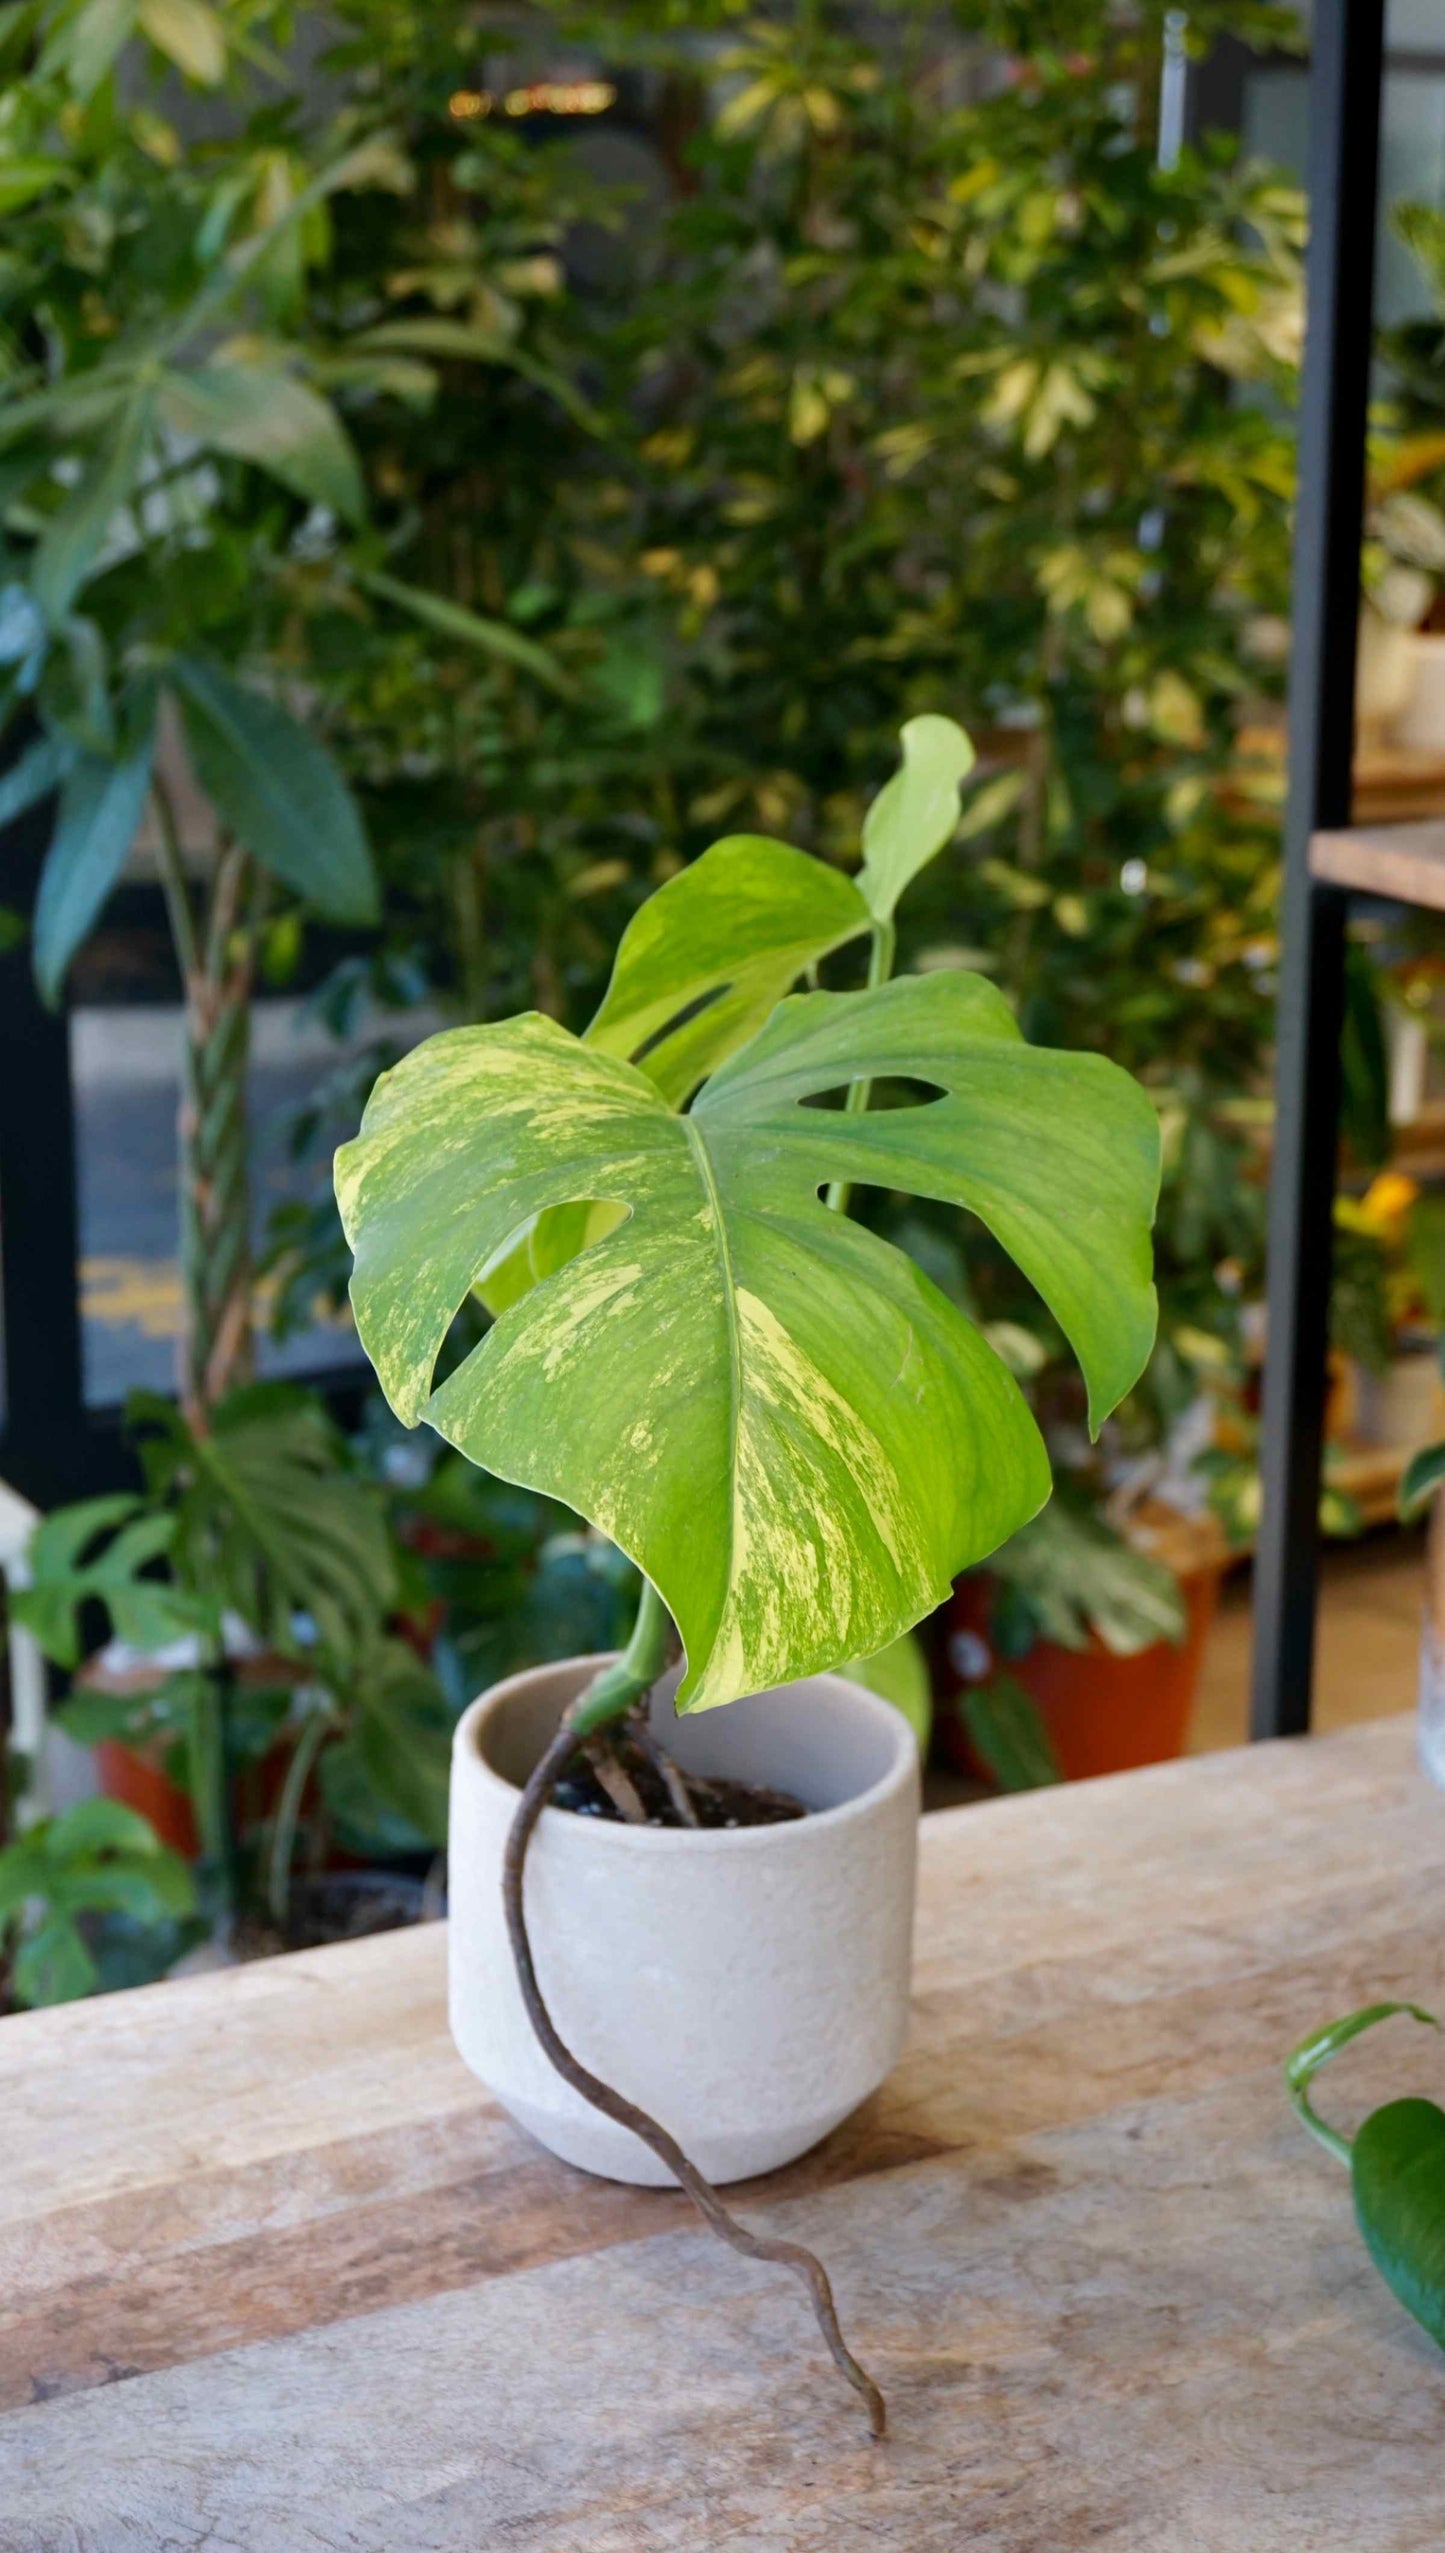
[449,1658,919,2185]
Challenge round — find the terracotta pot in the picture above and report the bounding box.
[942,1567,1221,1782]
[449,1655,919,2186]
[83,1645,304,1860]
[95,1737,198,1856]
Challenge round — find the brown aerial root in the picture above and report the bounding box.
[501,1711,888,2439]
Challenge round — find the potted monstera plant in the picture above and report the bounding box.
[337,718,1160,2432]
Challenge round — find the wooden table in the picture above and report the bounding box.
[4,1716,1444,2549]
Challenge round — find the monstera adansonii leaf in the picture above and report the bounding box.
[338,969,1159,1713]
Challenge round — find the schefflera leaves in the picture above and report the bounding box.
[337,970,1160,1714]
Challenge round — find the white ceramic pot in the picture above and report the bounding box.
[448,1656,920,2186]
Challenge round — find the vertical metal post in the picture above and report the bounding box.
[1251,0,1385,1740]
[0,787,88,1508]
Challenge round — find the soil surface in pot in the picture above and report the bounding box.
[551,1730,806,1830]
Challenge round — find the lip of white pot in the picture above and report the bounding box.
[447,1655,921,2186]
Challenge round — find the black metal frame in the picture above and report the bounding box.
[1250,0,1387,1740]
[0,777,89,1507]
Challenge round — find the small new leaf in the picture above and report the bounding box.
[857,715,976,923]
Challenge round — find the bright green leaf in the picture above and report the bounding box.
[843,1629,932,1757]
[0,158,76,215]
[857,715,976,922]
[170,660,378,925]
[338,973,1158,1712]
[585,834,871,1106]
[1286,2001,1445,2352]
[40,0,137,95]
[136,0,224,82]
[476,833,873,1313]
[159,363,365,524]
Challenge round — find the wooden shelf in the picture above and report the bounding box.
[1310,819,1445,910]
[1352,745,1445,825]
[1232,728,1445,826]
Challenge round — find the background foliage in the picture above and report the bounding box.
[0,0,1325,1992]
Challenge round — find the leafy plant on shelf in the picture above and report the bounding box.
[337,713,1162,2432]
[952,1494,1187,1794]
[1288,2002,1445,2357]
[8,1386,452,1955]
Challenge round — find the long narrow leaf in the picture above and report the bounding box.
[359,569,575,697]
[170,659,378,923]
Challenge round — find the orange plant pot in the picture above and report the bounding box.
[95,1737,199,1857]
[942,1567,1221,1783]
[83,1649,304,1861]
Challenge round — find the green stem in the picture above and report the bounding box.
[567,1578,673,1738]
[187,1652,236,1928]
[824,914,896,1216]
[1285,2001,1440,2169]
[266,1703,337,1931]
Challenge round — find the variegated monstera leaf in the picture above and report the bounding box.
[474,713,976,1315]
[337,969,1159,1714]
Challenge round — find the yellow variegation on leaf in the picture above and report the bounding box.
[337,971,1159,1714]
[475,718,975,1316]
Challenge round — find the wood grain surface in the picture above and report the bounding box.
[2,1716,1444,2549]
[1310,818,1445,912]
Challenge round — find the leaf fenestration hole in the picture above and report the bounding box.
[797,1076,947,1112]
[631,981,733,1067]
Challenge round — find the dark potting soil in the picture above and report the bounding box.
[549,1741,807,1831]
